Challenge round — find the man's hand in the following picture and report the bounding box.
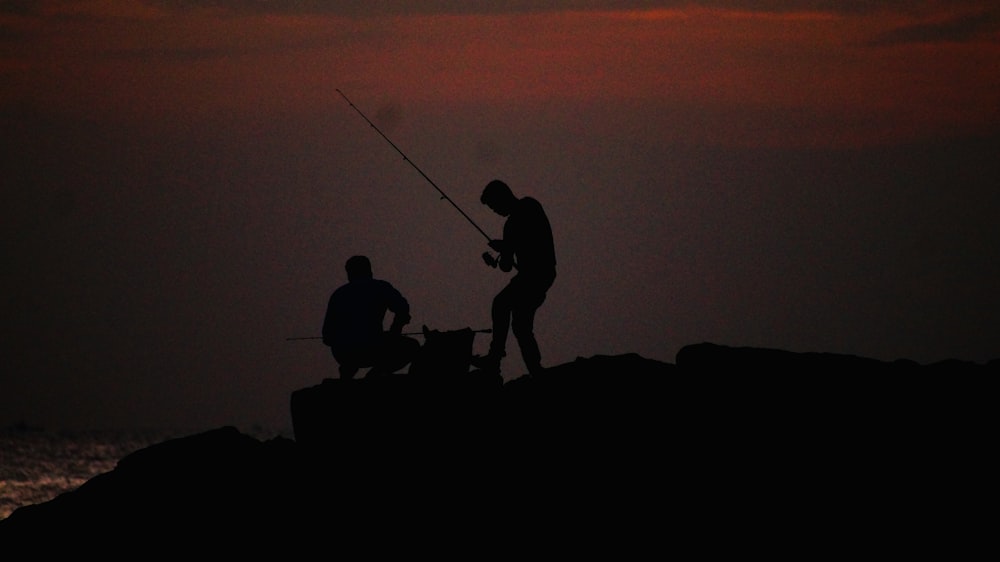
[389,313,410,336]
[498,254,514,272]
[488,239,507,253]
[482,252,498,268]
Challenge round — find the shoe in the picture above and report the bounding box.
[470,354,502,373]
[526,364,545,377]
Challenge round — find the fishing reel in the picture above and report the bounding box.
[482,252,498,268]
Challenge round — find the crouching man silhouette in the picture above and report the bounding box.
[322,255,420,379]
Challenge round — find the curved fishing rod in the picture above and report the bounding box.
[336,89,492,243]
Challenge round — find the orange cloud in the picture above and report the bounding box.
[2,6,996,147]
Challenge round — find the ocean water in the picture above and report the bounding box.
[0,426,285,520]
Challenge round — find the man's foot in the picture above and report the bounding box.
[470,354,502,373]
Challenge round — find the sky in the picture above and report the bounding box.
[3,1,999,434]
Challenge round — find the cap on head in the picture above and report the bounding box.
[345,255,372,280]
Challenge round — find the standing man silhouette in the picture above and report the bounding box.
[322,255,420,379]
[472,180,556,376]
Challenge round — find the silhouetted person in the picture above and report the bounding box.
[471,179,556,375]
[322,255,420,379]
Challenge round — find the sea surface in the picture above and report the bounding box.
[0,425,287,520]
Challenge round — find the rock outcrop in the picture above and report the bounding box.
[1,345,992,553]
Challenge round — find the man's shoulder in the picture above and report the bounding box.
[371,278,404,295]
[516,196,546,214]
[328,282,354,303]
[331,278,399,301]
[515,197,550,223]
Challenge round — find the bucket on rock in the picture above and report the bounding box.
[407,325,478,377]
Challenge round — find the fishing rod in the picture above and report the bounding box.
[336,89,493,243]
[286,328,492,342]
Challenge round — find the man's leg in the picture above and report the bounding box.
[339,364,360,379]
[512,304,543,375]
[511,275,552,375]
[489,284,514,358]
[333,350,360,379]
[372,335,421,376]
[472,285,513,372]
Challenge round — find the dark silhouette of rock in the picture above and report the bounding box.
[1,347,993,552]
[675,341,999,374]
[676,341,902,372]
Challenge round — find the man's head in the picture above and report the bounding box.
[481,179,516,217]
[345,255,373,281]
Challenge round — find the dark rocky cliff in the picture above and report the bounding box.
[1,344,993,554]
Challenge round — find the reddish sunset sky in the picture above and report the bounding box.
[4,1,999,433]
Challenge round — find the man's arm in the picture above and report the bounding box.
[488,239,514,272]
[389,311,411,335]
[384,283,412,335]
